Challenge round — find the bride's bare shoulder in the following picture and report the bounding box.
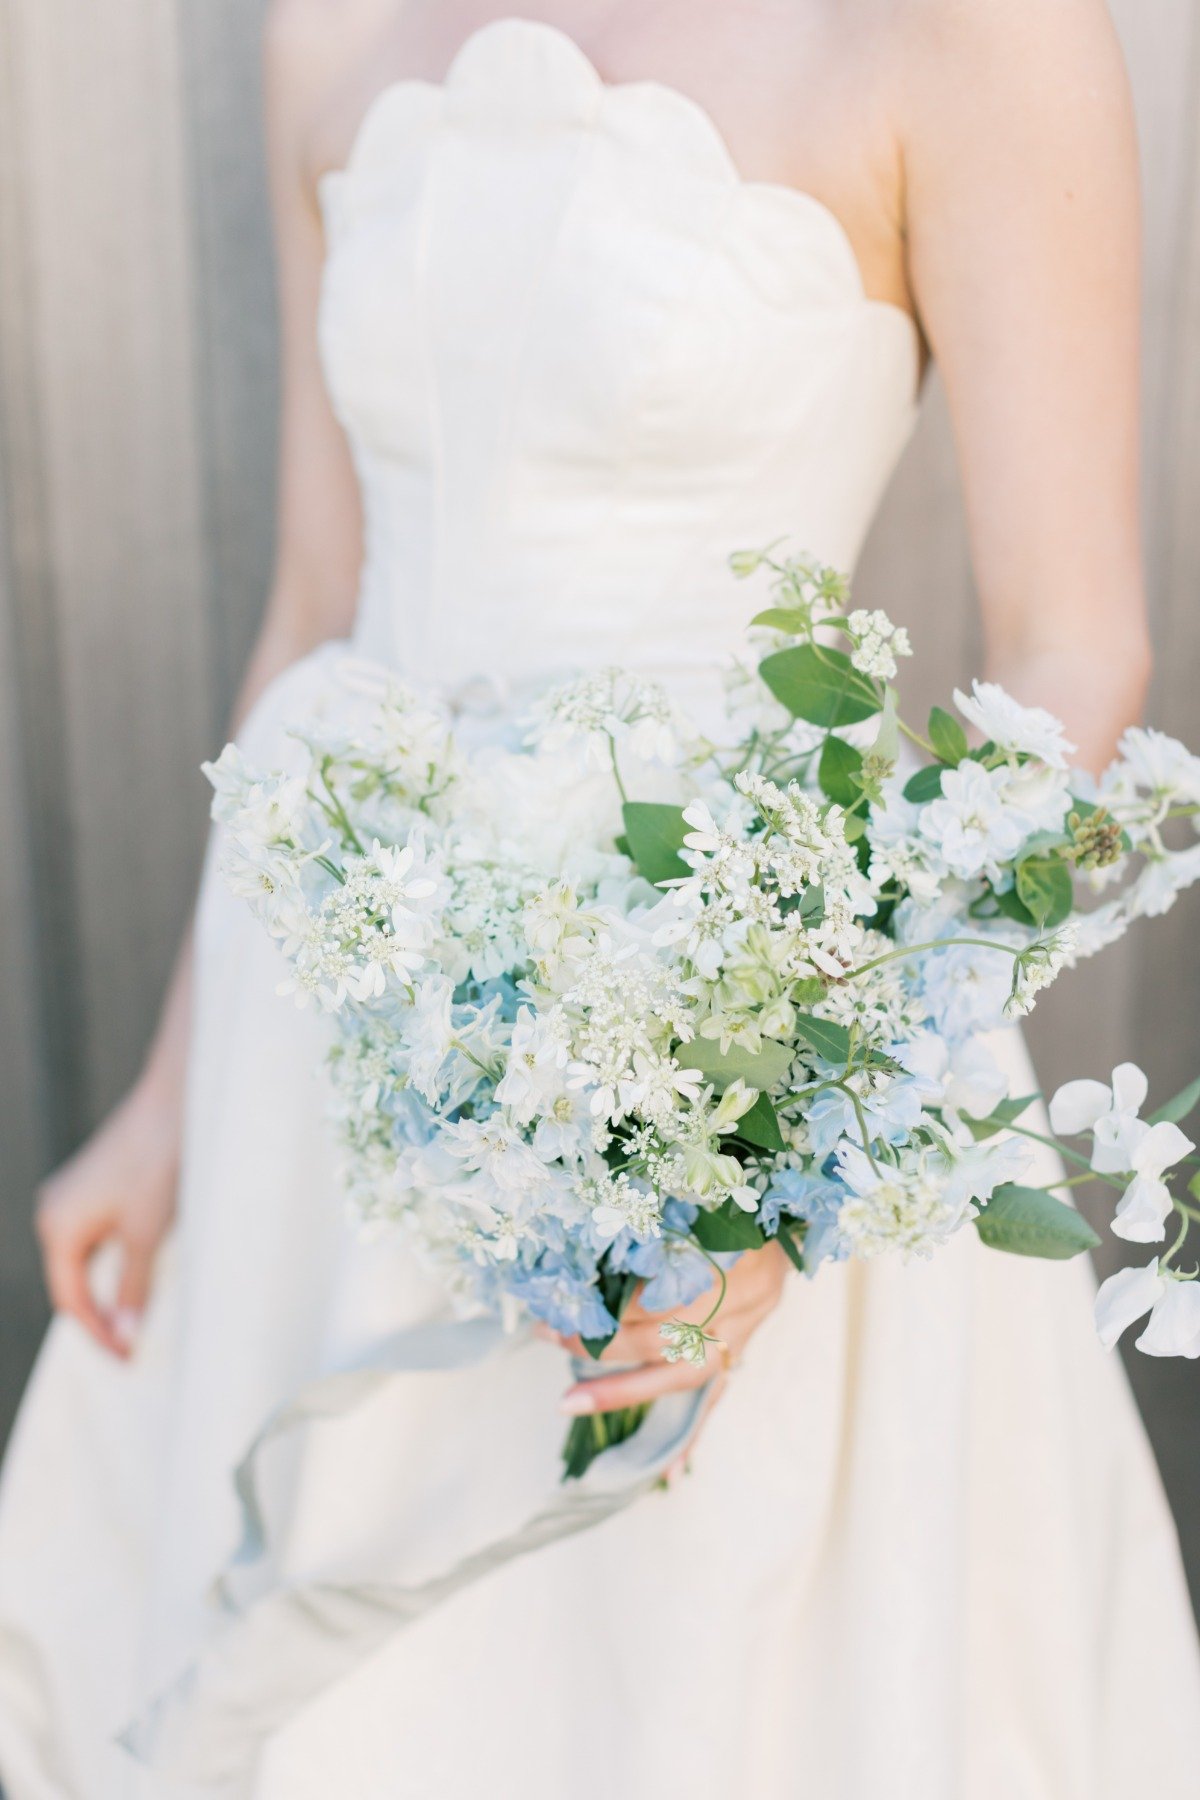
[882,0,1134,199]
[263,0,395,181]
[889,0,1130,101]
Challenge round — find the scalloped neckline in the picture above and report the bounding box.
[318,16,921,354]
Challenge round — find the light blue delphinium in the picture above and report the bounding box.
[759,1170,848,1275]
[607,1199,739,1312]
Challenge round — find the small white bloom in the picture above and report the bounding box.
[953,681,1075,769]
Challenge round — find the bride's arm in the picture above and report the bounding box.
[901,0,1150,773]
[35,9,363,1356]
[563,0,1148,1430]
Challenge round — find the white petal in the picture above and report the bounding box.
[1091,1114,1146,1176]
[1093,1259,1165,1350]
[1133,1119,1195,1178]
[1110,1175,1174,1244]
[1135,1282,1200,1358]
[1048,1078,1112,1137]
[1110,1062,1149,1117]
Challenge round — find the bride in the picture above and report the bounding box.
[2,3,1199,1795]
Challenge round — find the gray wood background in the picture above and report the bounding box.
[0,1,1197,1596]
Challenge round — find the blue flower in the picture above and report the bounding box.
[607,1199,738,1313]
[505,1251,616,1340]
[759,1170,848,1275]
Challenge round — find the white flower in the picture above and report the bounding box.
[847,608,912,681]
[918,761,1032,882]
[1049,1062,1193,1237]
[1049,1062,1147,1165]
[1110,1121,1194,1243]
[1114,726,1200,805]
[953,681,1075,769]
[943,1134,1032,1210]
[1136,1281,1200,1358]
[493,1006,570,1123]
[833,1142,972,1259]
[1094,1258,1166,1349]
[659,1319,720,1366]
[1006,927,1078,1017]
[1095,1262,1200,1359]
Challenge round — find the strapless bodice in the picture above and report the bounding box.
[317,18,920,709]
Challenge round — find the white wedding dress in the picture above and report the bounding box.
[2,21,1199,1799]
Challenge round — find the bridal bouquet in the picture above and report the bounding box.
[206,550,1200,1475]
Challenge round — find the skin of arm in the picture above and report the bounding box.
[35,4,364,1356]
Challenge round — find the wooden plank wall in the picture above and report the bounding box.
[0,1,1197,1587]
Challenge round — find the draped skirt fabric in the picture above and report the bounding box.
[2,651,1199,1799]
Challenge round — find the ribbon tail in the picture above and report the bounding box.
[121,1375,707,1781]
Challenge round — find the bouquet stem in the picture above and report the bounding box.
[560,1402,652,1481]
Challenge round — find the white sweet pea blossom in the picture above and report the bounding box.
[1110,1122,1194,1243]
[1049,1062,1148,1163]
[1094,1259,1166,1349]
[1114,726,1200,807]
[1136,1280,1200,1358]
[1095,1261,1200,1359]
[1050,1061,1193,1241]
[952,680,1075,769]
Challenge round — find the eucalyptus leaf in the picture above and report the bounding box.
[793,1012,852,1064]
[692,1201,767,1253]
[818,735,864,807]
[677,1037,793,1092]
[734,1091,786,1152]
[903,765,945,803]
[974,1184,1099,1259]
[758,644,881,728]
[966,1094,1038,1140]
[749,606,810,635]
[928,705,969,766]
[1014,857,1074,930]
[621,801,690,887]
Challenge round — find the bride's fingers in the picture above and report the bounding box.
[561,1351,714,1413]
[37,1213,123,1356]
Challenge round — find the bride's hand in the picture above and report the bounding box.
[552,1240,790,1470]
[36,1081,180,1358]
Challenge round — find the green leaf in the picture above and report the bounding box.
[692,1201,767,1253]
[792,976,826,1005]
[758,644,882,728]
[991,884,1037,927]
[776,1220,808,1274]
[903,764,945,803]
[749,606,810,635]
[676,1037,793,1092]
[1014,857,1074,930]
[818,735,864,806]
[621,801,690,887]
[1150,1073,1200,1127]
[928,705,969,766]
[965,1093,1038,1140]
[798,884,826,925]
[734,1091,786,1152]
[793,1012,852,1065]
[974,1184,1100,1259]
